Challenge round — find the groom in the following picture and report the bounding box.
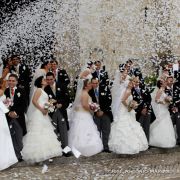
[165,76,180,145]
[5,73,27,161]
[44,72,71,156]
[132,77,155,142]
[89,77,113,153]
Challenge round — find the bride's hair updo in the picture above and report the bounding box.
[34,76,44,88]
[83,79,91,89]
[119,63,126,72]
[157,80,163,89]
[40,61,50,69]
[87,61,93,68]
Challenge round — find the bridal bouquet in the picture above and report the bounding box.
[89,102,100,112]
[3,98,13,109]
[128,100,139,112]
[44,99,56,113]
[165,96,172,103]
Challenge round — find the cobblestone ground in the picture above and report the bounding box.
[1,147,180,180]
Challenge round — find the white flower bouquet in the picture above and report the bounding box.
[44,99,56,113]
[89,102,100,112]
[3,98,14,109]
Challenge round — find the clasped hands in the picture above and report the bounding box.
[8,111,19,119]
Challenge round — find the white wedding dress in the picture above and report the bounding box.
[109,94,148,154]
[149,91,176,148]
[0,95,18,171]
[22,89,62,163]
[68,96,103,157]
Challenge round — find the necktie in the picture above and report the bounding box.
[136,87,141,95]
[95,88,99,97]
[11,88,14,97]
[53,71,56,79]
[52,84,56,95]
[96,70,100,78]
[94,88,99,103]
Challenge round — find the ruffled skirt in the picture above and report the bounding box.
[109,110,148,154]
[22,110,62,163]
[68,110,103,157]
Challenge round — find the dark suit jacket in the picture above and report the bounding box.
[4,87,27,135]
[165,86,174,114]
[132,86,155,122]
[44,83,70,128]
[89,85,113,122]
[92,69,109,86]
[11,64,31,105]
[173,81,180,112]
[57,69,70,87]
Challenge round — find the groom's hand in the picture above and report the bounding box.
[141,108,147,116]
[8,111,19,119]
[56,103,62,109]
[96,110,104,117]
[41,109,48,115]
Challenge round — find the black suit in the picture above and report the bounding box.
[56,69,70,87]
[92,69,109,86]
[5,87,27,135]
[165,84,180,144]
[4,87,27,159]
[132,86,155,141]
[44,83,70,148]
[11,64,31,106]
[89,85,113,151]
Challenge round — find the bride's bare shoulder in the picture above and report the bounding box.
[0,89,4,96]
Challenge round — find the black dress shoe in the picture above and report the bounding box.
[63,151,72,157]
[103,149,112,153]
[18,158,23,162]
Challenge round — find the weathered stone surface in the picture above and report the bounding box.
[1,147,180,179]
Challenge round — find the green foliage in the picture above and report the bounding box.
[144,74,158,87]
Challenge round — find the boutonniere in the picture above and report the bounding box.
[23,66,26,70]
[101,92,105,96]
[57,88,60,91]
[59,73,62,75]
[17,92,21,97]
[49,95,52,98]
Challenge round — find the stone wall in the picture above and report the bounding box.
[54,0,180,77]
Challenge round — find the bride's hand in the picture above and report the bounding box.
[96,110,104,117]
[41,108,48,115]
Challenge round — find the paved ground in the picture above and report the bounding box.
[1,147,180,180]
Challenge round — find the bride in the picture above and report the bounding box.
[149,80,176,148]
[0,81,18,170]
[109,78,148,154]
[22,76,62,163]
[68,79,103,156]
[29,61,51,99]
